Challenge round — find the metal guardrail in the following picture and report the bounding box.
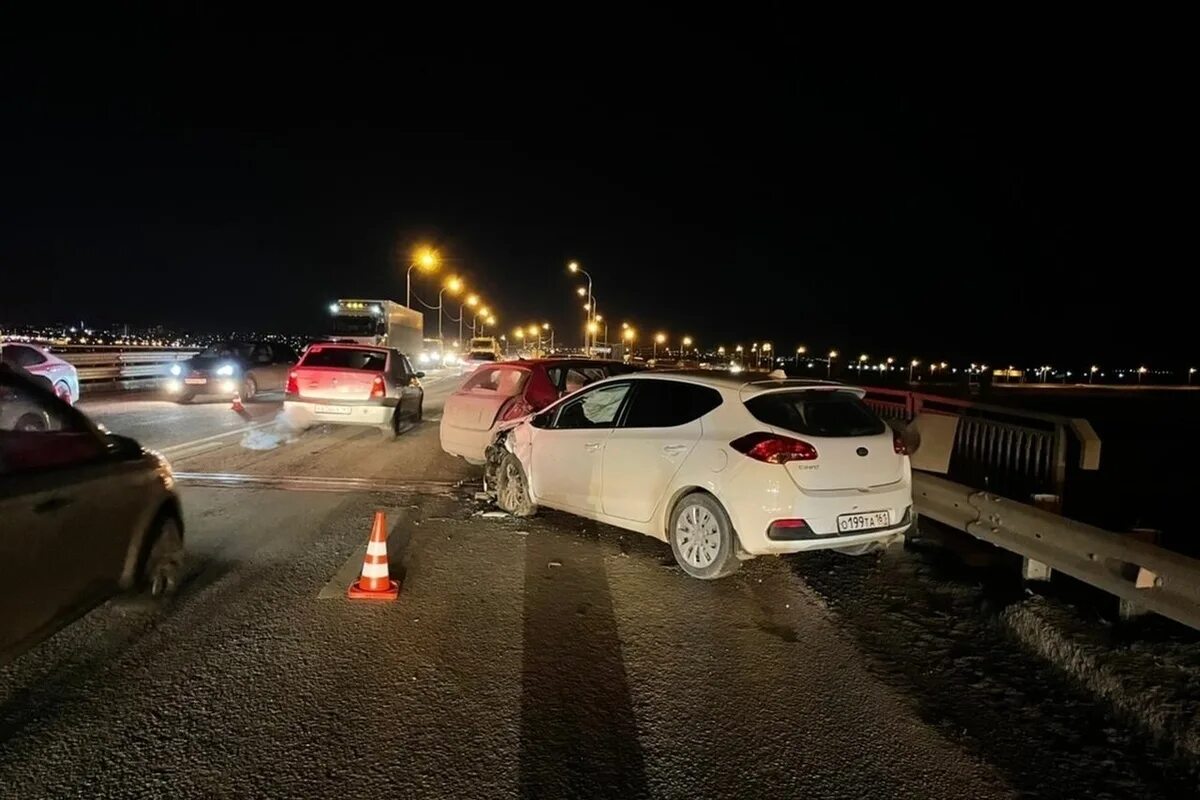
[52,347,197,386]
[863,388,1100,505]
[913,471,1200,631]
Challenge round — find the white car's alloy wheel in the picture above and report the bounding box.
[675,504,721,568]
[668,494,740,580]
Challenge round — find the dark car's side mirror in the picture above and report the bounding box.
[531,410,553,429]
[414,371,425,379]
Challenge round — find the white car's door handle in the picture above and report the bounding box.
[584,442,602,452]
[662,444,688,454]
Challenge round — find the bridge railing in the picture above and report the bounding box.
[862,387,1100,508]
[52,347,198,389]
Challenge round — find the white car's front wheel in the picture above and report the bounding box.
[669,493,741,580]
[495,452,537,517]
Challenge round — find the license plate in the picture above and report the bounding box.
[184,378,207,385]
[314,405,352,416]
[837,510,891,533]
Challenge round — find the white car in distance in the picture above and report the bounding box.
[489,371,913,579]
[1,343,81,404]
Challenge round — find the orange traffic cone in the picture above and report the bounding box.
[231,393,245,413]
[347,511,400,600]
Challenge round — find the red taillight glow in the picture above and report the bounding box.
[497,396,531,423]
[730,432,818,464]
[286,372,299,395]
[893,430,908,455]
[370,374,385,400]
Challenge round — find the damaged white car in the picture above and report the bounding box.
[485,370,914,579]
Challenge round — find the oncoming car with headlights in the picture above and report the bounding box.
[165,340,298,403]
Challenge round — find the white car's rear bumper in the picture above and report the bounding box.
[284,400,393,428]
[717,460,913,556]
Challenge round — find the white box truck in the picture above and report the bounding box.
[328,300,423,357]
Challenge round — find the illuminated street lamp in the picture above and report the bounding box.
[795,345,807,365]
[436,276,463,341]
[654,332,666,359]
[1089,364,1099,384]
[827,349,838,378]
[1138,365,1148,384]
[1190,367,1197,385]
[406,246,440,308]
[683,336,694,358]
[909,359,919,382]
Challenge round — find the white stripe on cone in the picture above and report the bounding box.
[361,562,390,579]
[366,541,388,557]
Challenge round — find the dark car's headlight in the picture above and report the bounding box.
[170,364,183,376]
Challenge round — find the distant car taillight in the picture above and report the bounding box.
[730,432,818,464]
[370,374,386,400]
[286,372,299,395]
[893,430,908,455]
[496,395,531,423]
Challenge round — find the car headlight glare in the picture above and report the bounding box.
[170,364,182,376]
[216,364,235,376]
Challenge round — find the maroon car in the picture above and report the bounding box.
[439,358,639,464]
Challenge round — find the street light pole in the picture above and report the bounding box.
[406,247,439,308]
[436,277,462,342]
[569,261,593,356]
[827,350,838,378]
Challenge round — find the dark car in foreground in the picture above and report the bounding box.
[0,364,184,663]
[165,340,298,403]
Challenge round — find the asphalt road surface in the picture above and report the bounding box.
[1,374,1195,798]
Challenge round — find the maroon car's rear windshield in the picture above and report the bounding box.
[300,347,387,371]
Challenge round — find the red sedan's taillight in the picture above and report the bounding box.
[286,372,299,395]
[730,432,818,464]
[893,430,908,455]
[370,374,386,400]
[496,395,532,423]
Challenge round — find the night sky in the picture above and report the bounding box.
[2,32,1188,365]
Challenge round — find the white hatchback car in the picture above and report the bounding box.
[1,343,80,404]
[488,371,913,579]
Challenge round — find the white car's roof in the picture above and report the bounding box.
[623,369,864,398]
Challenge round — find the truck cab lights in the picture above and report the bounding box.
[335,301,383,314]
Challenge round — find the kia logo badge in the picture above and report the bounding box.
[856,447,869,457]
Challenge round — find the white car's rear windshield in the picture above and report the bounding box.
[745,391,885,437]
[462,366,529,396]
[300,347,387,371]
